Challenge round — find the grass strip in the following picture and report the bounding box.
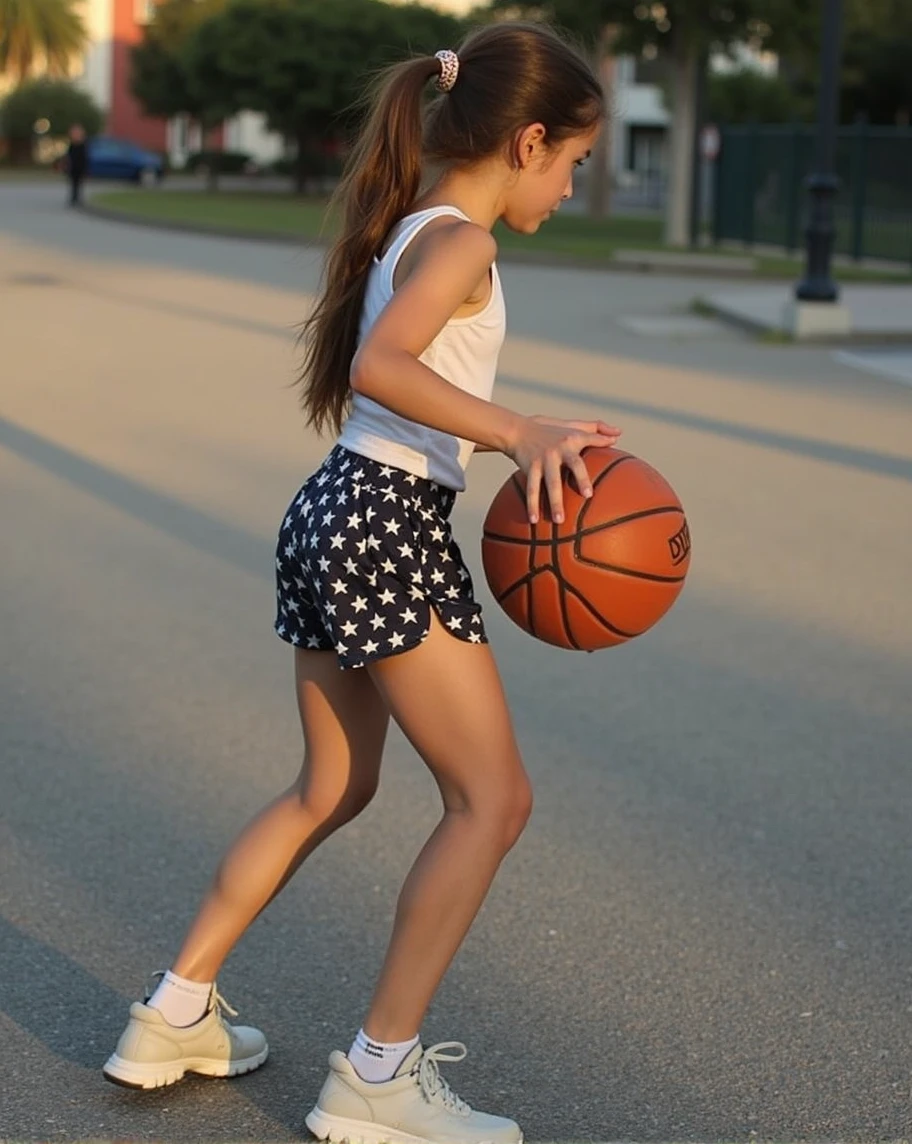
[89,189,911,283]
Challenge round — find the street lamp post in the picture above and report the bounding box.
[795,0,846,302]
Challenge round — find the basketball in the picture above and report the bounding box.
[481,449,691,650]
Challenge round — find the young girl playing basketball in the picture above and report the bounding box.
[104,21,620,1143]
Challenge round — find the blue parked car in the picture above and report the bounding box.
[85,137,165,184]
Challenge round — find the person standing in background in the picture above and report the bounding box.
[66,125,88,206]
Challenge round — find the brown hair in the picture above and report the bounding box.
[298,21,603,436]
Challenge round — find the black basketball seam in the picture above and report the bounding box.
[560,579,640,639]
[496,564,640,642]
[509,473,526,510]
[574,554,687,584]
[577,453,635,530]
[553,518,581,650]
[527,517,537,639]
[495,564,549,601]
[482,505,685,548]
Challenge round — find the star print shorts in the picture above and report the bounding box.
[274,446,488,669]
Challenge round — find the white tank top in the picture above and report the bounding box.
[336,205,506,492]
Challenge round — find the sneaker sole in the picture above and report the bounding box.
[102,1044,268,1090]
[304,1107,522,1144]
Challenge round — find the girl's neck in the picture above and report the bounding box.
[415,166,508,233]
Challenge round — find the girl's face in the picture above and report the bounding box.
[501,123,602,234]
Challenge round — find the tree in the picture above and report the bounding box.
[0,0,87,85]
[772,0,912,126]
[131,0,226,121]
[130,0,227,186]
[707,68,809,125]
[184,0,464,192]
[844,37,912,125]
[487,0,814,245]
[0,76,102,161]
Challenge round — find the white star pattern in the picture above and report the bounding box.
[275,449,487,667]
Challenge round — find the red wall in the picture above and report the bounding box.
[107,0,167,151]
[105,0,226,154]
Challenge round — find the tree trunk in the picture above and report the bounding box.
[8,137,33,165]
[295,129,309,195]
[664,35,700,247]
[201,123,219,192]
[586,29,615,219]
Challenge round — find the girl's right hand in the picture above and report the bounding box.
[506,415,622,524]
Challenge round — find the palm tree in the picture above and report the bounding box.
[0,0,88,86]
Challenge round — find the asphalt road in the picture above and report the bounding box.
[2,181,912,1142]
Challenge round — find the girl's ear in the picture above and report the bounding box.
[513,122,547,169]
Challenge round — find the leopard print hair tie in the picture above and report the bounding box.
[434,49,460,93]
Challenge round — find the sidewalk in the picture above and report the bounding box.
[700,283,912,342]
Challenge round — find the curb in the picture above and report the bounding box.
[697,293,912,346]
[81,202,787,281]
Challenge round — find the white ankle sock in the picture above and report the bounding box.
[347,1028,420,1083]
[146,970,212,1028]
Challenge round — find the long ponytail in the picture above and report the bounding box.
[298,56,439,436]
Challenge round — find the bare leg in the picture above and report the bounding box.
[171,650,389,982]
[363,614,532,1042]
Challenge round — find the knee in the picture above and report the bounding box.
[472,774,533,854]
[338,774,380,823]
[501,776,533,851]
[295,765,380,831]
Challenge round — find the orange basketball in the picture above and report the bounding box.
[481,449,691,650]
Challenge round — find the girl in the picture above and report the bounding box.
[104,20,620,1144]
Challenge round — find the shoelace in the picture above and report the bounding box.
[144,971,238,1019]
[415,1042,472,1116]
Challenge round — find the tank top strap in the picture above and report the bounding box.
[378,206,473,294]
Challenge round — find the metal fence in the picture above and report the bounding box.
[712,123,912,266]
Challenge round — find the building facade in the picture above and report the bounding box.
[74,0,283,167]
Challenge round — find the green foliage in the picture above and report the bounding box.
[707,68,810,125]
[130,0,226,124]
[840,4,912,124]
[768,0,912,125]
[0,75,103,139]
[182,0,463,177]
[842,38,910,125]
[486,0,806,56]
[0,0,88,84]
[183,148,254,173]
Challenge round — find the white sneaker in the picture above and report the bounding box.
[103,983,268,1090]
[305,1041,522,1144]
